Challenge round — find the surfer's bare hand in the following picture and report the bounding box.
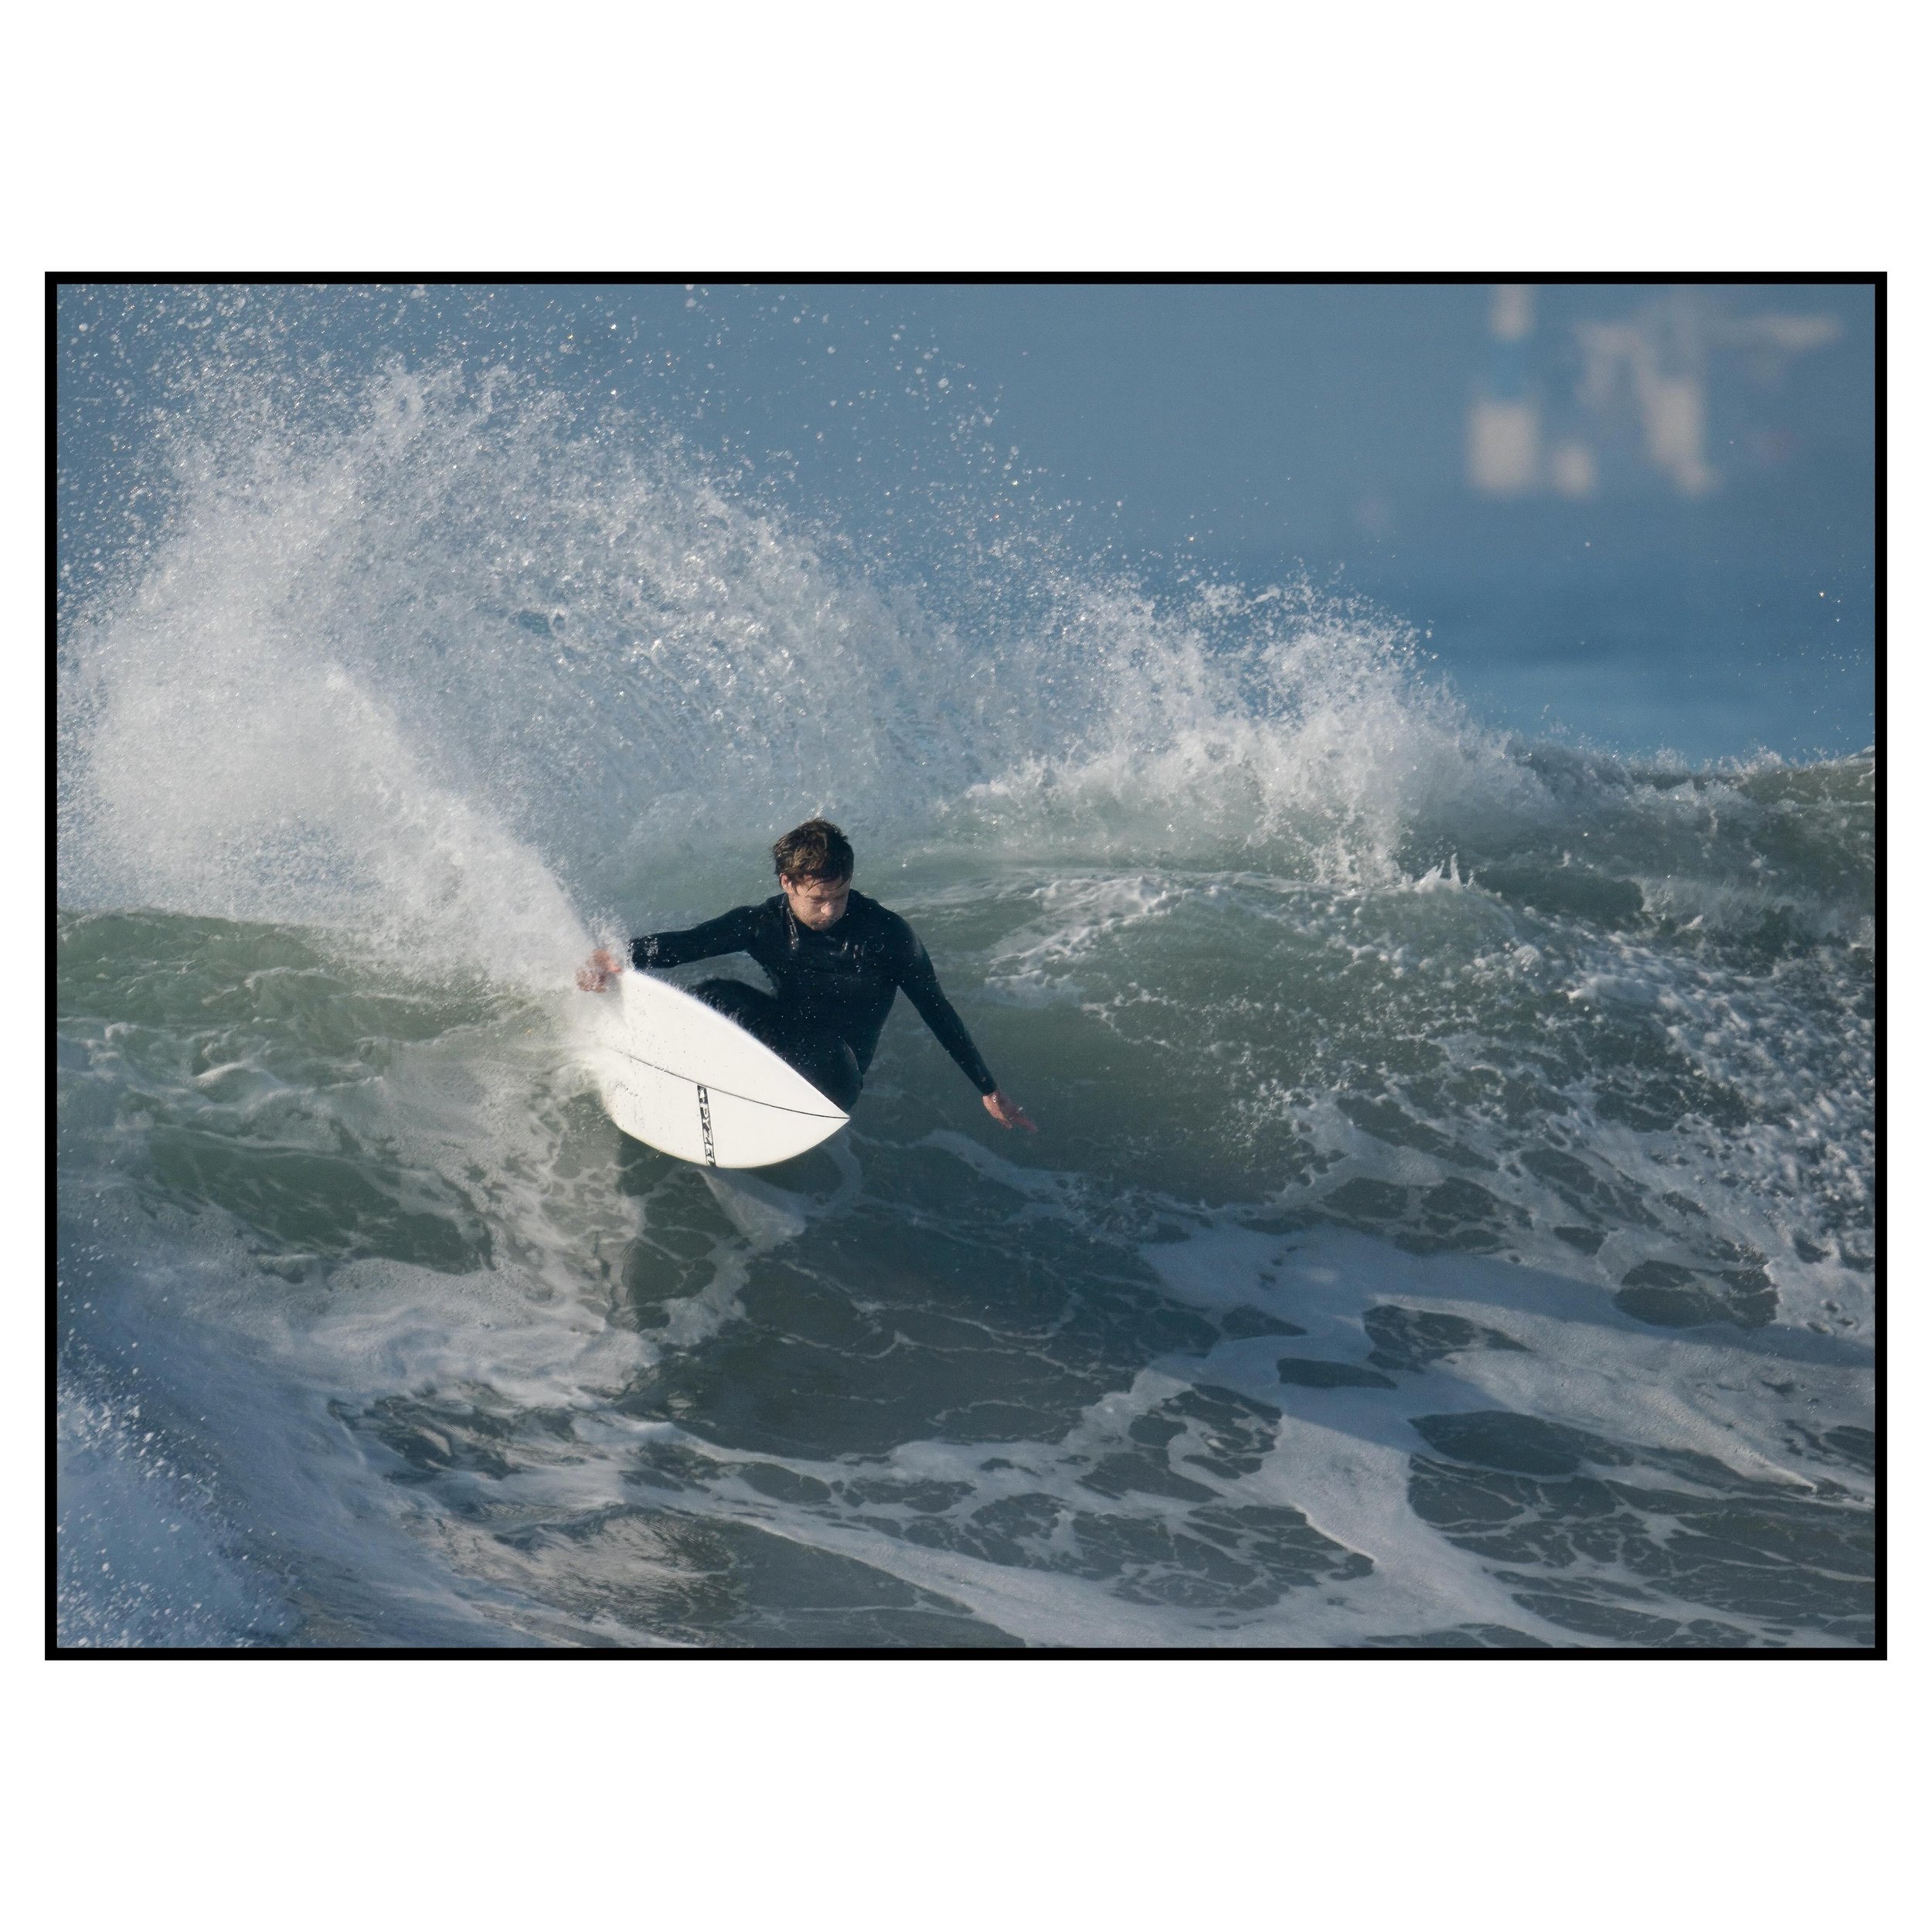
[577,947,624,992]
[984,1090,1037,1133]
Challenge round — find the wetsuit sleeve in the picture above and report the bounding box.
[895,933,998,1095]
[630,904,764,971]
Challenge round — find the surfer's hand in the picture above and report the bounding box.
[984,1090,1037,1133]
[577,948,624,992]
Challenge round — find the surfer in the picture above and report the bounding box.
[577,818,1037,1131]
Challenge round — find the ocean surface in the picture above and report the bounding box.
[56,318,1876,1649]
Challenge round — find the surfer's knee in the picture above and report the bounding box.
[815,1040,862,1111]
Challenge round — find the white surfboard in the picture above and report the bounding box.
[584,971,849,1168]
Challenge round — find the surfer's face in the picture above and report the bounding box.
[781,872,852,930]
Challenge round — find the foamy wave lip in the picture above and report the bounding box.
[951,584,1540,886]
[63,358,1867,957]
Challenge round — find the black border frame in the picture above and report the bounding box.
[47,270,1885,1661]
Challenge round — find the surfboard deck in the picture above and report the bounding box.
[584,971,849,1168]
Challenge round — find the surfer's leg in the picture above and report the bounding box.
[820,1041,862,1111]
[781,1028,863,1111]
[690,981,860,1109]
[689,978,788,1051]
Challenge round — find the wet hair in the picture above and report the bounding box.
[772,818,854,883]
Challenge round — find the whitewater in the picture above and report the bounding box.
[56,360,1874,1648]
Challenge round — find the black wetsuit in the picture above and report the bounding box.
[630,891,996,1112]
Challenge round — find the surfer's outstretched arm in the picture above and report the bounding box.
[895,936,1037,1133]
[629,906,764,970]
[577,906,764,992]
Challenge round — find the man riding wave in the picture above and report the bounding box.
[578,818,1036,1132]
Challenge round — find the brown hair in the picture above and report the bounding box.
[772,818,855,883]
